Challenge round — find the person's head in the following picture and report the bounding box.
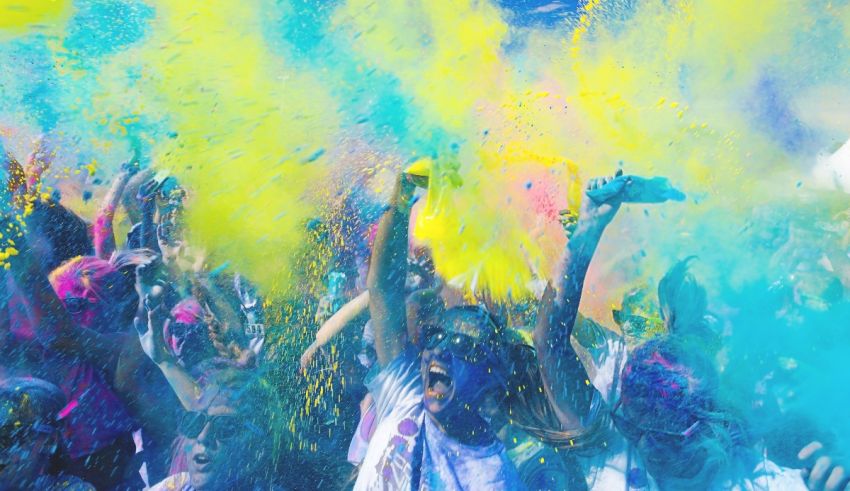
[420,306,507,420]
[0,378,66,488]
[613,284,665,346]
[179,370,269,491]
[167,298,217,368]
[614,338,747,487]
[657,258,721,355]
[49,256,137,332]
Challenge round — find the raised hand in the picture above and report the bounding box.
[392,172,418,213]
[121,147,142,176]
[577,169,627,232]
[137,177,163,205]
[799,441,850,491]
[134,294,173,365]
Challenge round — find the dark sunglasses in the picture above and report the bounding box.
[169,322,205,338]
[63,296,93,315]
[0,421,57,450]
[178,412,242,441]
[610,398,700,441]
[423,325,497,364]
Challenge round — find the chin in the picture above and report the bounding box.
[423,391,455,415]
[190,471,215,490]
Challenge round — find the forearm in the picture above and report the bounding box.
[534,221,606,427]
[139,202,158,251]
[156,360,204,411]
[315,290,370,346]
[368,202,411,365]
[94,171,131,258]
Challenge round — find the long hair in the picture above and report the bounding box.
[187,276,259,368]
[657,258,720,354]
[498,337,607,452]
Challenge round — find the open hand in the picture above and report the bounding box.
[135,294,173,365]
[121,148,142,176]
[799,441,849,491]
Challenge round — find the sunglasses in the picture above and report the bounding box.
[169,321,205,338]
[612,311,665,337]
[0,421,57,450]
[63,296,93,315]
[610,398,700,442]
[178,412,242,441]
[423,325,497,365]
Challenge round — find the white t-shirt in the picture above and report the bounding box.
[353,347,524,491]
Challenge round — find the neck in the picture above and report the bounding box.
[428,407,494,446]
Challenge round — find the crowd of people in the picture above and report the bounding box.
[1,139,849,491]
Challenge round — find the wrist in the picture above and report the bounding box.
[572,219,607,240]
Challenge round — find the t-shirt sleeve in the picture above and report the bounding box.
[749,460,807,490]
[365,345,421,424]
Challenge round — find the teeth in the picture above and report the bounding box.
[429,365,448,376]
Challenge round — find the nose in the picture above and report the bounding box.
[196,422,215,447]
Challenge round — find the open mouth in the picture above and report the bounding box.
[192,452,212,470]
[426,362,453,400]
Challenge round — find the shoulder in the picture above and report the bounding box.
[366,345,420,390]
[148,472,191,491]
[747,459,806,490]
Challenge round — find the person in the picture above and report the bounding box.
[353,170,634,490]
[352,173,522,489]
[7,219,181,488]
[0,377,94,490]
[147,368,283,491]
[165,297,219,370]
[548,173,813,489]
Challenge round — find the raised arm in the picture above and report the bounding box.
[8,227,119,366]
[368,175,415,366]
[94,156,140,258]
[301,290,370,370]
[533,171,626,429]
[135,264,204,410]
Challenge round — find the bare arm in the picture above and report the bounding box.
[134,308,204,411]
[301,290,370,369]
[533,172,625,430]
[94,158,139,258]
[9,231,119,365]
[368,175,415,367]
[135,265,204,411]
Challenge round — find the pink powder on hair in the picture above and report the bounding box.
[49,256,121,304]
[170,298,204,325]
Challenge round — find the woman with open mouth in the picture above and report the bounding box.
[352,170,654,490]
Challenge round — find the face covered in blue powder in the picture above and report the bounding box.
[420,307,505,418]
